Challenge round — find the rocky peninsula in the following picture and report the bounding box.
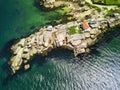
[9,0,120,74]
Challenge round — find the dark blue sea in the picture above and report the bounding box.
[0,0,120,90]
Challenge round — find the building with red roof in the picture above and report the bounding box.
[80,22,91,31]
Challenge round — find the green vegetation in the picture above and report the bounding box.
[49,6,74,25]
[56,6,72,15]
[93,0,120,6]
[106,8,120,16]
[86,2,101,12]
[62,7,72,13]
[102,7,108,10]
[53,14,75,24]
[105,0,120,5]
[68,26,82,35]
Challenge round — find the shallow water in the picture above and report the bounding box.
[0,0,120,90]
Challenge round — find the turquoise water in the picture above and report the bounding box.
[0,0,120,90]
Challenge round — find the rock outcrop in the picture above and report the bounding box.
[40,0,83,10]
[8,0,120,74]
[9,15,120,74]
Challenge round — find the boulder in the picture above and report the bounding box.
[24,64,30,70]
[85,48,90,53]
[23,48,29,53]
[11,39,25,51]
[32,47,37,54]
[71,40,81,46]
[42,0,56,9]
[74,47,85,56]
[80,48,86,53]
[47,26,53,31]
[14,47,22,55]
[24,60,28,64]
[86,38,93,46]
[90,29,97,35]
[59,41,63,46]
[84,32,90,38]
[44,42,49,47]
[81,34,86,40]
[22,54,30,60]
[90,35,95,39]
[63,44,74,50]
[80,41,87,48]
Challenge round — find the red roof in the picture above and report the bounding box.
[81,22,90,29]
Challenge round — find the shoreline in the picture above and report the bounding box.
[9,0,120,74]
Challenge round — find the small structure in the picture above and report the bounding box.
[80,22,91,31]
[89,21,97,29]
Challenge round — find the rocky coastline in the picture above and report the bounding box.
[9,0,120,74]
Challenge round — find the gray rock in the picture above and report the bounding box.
[24,64,30,70]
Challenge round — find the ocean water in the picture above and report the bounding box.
[0,0,120,90]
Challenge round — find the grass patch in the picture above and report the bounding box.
[68,26,82,35]
[48,6,73,25]
[53,14,75,24]
[86,2,101,12]
[102,7,108,10]
[62,7,72,13]
[56,6,72,15]
[92,0,120,6]
[105,0,120,5]
[106,8,120,16]
[77,29,82,34]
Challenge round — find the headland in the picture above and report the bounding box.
[9,0,120,74]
